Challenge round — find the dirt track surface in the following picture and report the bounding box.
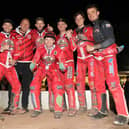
[0,110,128,129]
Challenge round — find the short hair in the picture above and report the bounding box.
[35,17,45,23]
[57,18,67,24]
[2,19,14,27]
[73,11,85,20]
[20,18,30,24]
[86,4,99,11]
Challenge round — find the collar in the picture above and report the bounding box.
[37,28,45,33]
[59,32,66,38]
[44,44,55,54]
[1,31,10,38]
[76,26,85,34]
[37,29,45,36]
[16,26,31,36]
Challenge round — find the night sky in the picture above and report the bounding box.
[1,0,129,70]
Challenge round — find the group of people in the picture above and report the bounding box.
[0,4,128,126]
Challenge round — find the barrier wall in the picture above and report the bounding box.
[0,91,109,109]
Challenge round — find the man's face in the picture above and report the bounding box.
[44,37,55,48]
[20,19,30,32]
[87,7,100,22]
[57,21,67,32]
[35,20,45,31]
[2,23,13,33]
[75,14,85,27]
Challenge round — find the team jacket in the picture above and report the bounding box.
[69,26,94,60]
[0,31,17,68]
[56,33,74,63]
[32,45,66,71]
[32,28,48,48]
[12,26,35,62]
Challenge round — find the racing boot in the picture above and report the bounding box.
[92,93,108,119]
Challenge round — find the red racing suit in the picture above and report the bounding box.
[32,28,54,109]
[32,28,48,48]
[0,31,21,109]
[92,44,128,116]
[92,20,128,116]
[30,45,66,112]
[69,26,99,109]
[56,33,76,110]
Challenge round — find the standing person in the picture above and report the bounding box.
[124,76,129,112]
[12,18,34,113]
[66,12,99,115]
[86,4,128,125]
[1,19,14,114]
[0,19,21,117]
[56,18,76,116]
[30,32,66,119]
[32,17,53,48]
[32,17,54,112]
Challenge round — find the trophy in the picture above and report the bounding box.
[1,39,14,50]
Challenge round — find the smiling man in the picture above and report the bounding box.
[86,4,128,125]
[12,18,35,113]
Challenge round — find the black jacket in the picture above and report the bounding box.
[93,20,115,49]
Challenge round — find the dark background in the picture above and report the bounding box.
[1,0,129,70]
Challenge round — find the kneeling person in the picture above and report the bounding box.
[30,32,66,119]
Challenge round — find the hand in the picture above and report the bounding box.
[29,62,36,72]
[86,45,95,52]
[66,29,73,39]
[1,44,9,51]
[47,24,53,32]
[59,62,66,72]
[9,59,16,66]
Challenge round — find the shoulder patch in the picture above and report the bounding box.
[84,29,88,32]
[102,20,112,28]
[54,51,57,55]
[12,36,15,39]
[105,23,111,28]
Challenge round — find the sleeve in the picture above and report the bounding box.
[55,48,65,63]
[0,42,3,52]
[56,48,68,72]
[68,30,77,51]
[11,35,21,60]
[12,52,21,61]
[0,36,4,52]
[29,47,42,71]
[88,27,94,42]
[44,27,49,33]
[31,30,36,50]
[94,21,115,49]
[32,47,42,65]
[55,35,59,45]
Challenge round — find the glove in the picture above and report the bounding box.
[59,62,66,72]
[30,63,36,72]
[117,45,124,54]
